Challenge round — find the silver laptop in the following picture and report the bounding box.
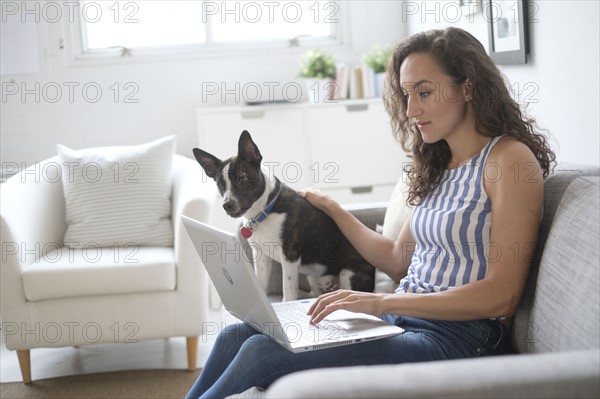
[182,216,404,353]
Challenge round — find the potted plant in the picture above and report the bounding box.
[361,45,392,96]
[298,50,337,103]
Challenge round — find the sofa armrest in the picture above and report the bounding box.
[265,350,600,398]
[171,155,217,263]
[170,155,218,329]
[1,158,68,318]
[0,157,67,261]
[343,202,388,232]
[171,155,218,262]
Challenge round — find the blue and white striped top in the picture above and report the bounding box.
[397,136,503,294]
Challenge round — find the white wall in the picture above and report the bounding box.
[1,1,405,168]
[402,0,600,166]
[2,1,599,169]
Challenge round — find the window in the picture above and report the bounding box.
[78,1,341,56]
[83,1,207,49]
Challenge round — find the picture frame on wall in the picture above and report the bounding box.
[486,0,529,64]
[459,0,481,15]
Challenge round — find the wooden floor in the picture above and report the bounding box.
[0,309,221,383]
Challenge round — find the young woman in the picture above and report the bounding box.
[186,27,555,399]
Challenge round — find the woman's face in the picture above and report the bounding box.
[399,52,472,144]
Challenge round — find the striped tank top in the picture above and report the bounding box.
[397,136,503,294]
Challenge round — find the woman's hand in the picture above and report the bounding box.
[297,187,337,216]
[307,290,387,324]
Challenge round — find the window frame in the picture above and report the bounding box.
[62,1,350,66]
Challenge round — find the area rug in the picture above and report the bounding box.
[0,369,201,399]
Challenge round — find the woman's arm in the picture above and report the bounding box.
[308,138,543,323]
[300,189,415,282]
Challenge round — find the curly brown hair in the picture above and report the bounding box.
[383,27,555,206]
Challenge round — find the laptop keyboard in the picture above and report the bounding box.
[271,300,350,344]
[271,300,312,326]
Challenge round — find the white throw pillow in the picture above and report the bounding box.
[375,175,412,293]
[57,135,176,248]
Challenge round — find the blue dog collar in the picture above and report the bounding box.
[240,178,281,238]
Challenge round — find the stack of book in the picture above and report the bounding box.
[335,63,382,100]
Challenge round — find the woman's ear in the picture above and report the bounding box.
[463,79,473,101]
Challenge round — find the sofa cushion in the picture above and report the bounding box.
[512,165,600,352]
[376,177,411,293]
[57,135,176,248]
[264,349,600,399]
[22,247,176,301]
[514,176,600,353]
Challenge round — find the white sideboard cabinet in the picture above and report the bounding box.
[197,98,408,231]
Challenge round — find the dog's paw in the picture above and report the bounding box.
[318,275,340,293]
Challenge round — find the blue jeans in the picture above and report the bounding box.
[186,315,507,399]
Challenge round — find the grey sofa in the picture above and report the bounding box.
[233,164,600,399]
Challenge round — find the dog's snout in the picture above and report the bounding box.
[223,200,236,212]
[222,193,243,217]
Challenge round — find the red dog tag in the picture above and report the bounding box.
[240,226,253,239]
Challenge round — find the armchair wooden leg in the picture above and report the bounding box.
[16,350,32,384]
[186,336,198,371]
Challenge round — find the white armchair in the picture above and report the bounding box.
[1,153,217,383]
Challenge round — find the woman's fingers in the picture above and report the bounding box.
[297,187,334,213]
[307,290,354,324]
[307,290,346,315]
[308,291,386,324]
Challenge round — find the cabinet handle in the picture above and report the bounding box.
[241,111,265,119]
[345,104,369,112]
[351,186,373,194]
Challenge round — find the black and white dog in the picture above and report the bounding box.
[193,130,375,301]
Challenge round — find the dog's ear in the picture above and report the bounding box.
[238,130,262,165]
[192,148,221,179]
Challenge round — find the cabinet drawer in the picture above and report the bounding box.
[305,102,408,189]
[320,183,396,206]
[197,108,309,189]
